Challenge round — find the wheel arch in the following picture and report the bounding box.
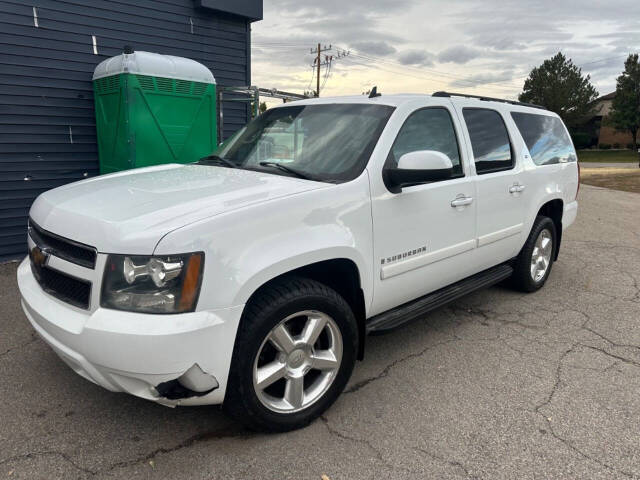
[535,198,563,260]
[240,256,368,361]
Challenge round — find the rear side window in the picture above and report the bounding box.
[511,112,577,165]
[462,109,513,174]
[391,107,463,176]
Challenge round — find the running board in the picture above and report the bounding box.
[366,263,514,334]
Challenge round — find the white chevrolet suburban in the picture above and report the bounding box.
[18,91,579,431]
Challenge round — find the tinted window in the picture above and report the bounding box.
[211,104,394,183]
[511,112,577,165]
[390,108,462,176]
[462,109,513,174]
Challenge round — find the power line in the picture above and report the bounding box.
[576,54,630,67]
[254,41,631,92]
[335,46,522,88]
[256,41,522,89]
[307,44,349,96]
[321,59,333,91]
[306,64,315,92]
[310,43,332,97]
[337,54,516,94]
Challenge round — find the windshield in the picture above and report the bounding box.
[204,104,395,183]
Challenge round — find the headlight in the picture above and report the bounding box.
[101,253,204,314]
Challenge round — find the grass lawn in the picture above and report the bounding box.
[580,168,640,194]
[577,149,639,163]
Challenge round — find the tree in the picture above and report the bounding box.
[519,52,598,127]
[259,101,268,114]
[609,53,640,154]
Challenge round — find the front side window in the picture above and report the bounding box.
[511,112,577,165]
[462,108,513,174]
[389,107,463,176]
[206,104,394,183]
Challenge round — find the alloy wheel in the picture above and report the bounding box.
[530,228,552,282]
[252,310,343,413]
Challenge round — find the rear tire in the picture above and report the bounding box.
[511,216,557,292]
[224,276,357,432]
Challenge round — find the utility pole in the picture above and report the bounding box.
[308,44,349,97]
[316,43,321,98]
[310,44,332,97]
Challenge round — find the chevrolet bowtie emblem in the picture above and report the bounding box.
[30,245,49,268]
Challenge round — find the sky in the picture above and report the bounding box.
[250,0,640,105]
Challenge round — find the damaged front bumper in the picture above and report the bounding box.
[17,258,244,407]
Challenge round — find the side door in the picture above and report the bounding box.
[369,104,478,316]
[454,105,527,268]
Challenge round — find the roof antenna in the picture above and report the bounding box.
[368,86,381,98]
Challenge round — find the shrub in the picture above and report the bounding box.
[570,132,591,149]
[613,143,621,149]
[599,143,612,149]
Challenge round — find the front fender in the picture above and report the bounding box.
[154,174,374,313]
[231,244,369,307]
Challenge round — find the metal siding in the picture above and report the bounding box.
[0,0,252,261]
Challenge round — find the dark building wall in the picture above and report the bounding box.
[0,0,259,261]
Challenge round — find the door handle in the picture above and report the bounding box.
[509,183,526,194]
[451,195,473,208]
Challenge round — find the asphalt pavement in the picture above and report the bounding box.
[1,184,640,479]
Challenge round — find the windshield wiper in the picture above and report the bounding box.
[197,154,237,168]
[258,161,315,180]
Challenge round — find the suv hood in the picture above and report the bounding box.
[30,164,326,254]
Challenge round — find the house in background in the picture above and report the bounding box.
[587,92,635,147]
[0,0,263,262]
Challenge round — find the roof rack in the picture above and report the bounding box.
[432,91,547,110]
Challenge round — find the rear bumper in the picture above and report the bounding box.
[17,257,244,406]
[562,200,578,230]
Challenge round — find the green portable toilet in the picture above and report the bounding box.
[92,50,217,174]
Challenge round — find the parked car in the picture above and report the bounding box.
[17,92,579,431]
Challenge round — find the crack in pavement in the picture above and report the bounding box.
[579,343,640,369]
[583,326,640,353]
[412,446,482,480]
[0,428,254,477]
[534,343,640,479]
[0,334,39,359]
[0,450,96,476]
[319,416,425,477]
[343,338,458,394]
[95,428,253,476]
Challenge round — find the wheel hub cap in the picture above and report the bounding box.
[288,349,306,368]
[253,310,343,413]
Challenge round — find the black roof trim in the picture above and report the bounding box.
[432,91,547,110]
[194,0,263,21]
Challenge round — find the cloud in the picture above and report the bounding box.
[438,45,481,64]
[250,0,639,98]
[265,0,414,15]
[350,41,397,56]
[397,49,434,66]
[481,37,527,51]
[449,71,515,89]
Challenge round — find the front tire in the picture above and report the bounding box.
[224,277,357,432]
[511,216,557,292]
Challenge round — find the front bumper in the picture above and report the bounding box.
[17,257,244,406]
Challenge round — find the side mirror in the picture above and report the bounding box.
[384,150,454,193]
